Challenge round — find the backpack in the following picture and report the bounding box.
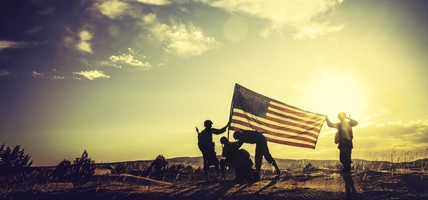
[334,132,339,144]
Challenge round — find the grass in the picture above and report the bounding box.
[1,151,427,200]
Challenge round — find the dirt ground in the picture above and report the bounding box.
[1,169,427,200]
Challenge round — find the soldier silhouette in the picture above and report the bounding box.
[196,120,230,181]
[233,130,281,179]
[219,136,253,180]
[326,112,358,172]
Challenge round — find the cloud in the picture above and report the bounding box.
[0,69,11,76]
[96,0,129,19]
[137,0,171,5]
[37,6,56,16]
[32,69,110,81]
[63,29,94,54]
[73,70,110,80]
[165,24,219,56]
[350,119,428,160]
[0,41,27,51]
[94,2,220,57]
[358,120,425,140]
[109,48,152,70]
[32,71,44,78]
[32,70,68,80]
[76,30,94,53]
[295,119,428,161]
[143,14,220,57]
[292,22,345,39]
[206,0,345,39]
[25,26,43,35]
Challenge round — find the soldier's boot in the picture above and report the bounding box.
[272,161,281,177]
[254,169,261,181]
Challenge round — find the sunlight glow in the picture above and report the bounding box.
[304,72,366,119]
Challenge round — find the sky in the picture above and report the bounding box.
[1,0,428,166]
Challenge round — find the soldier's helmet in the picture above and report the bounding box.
[220,136,228,144]
[338,112,346,120]
[204,120,213,127]
[233,131,242,140]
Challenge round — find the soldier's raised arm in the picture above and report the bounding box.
[348,118,358,127]
[325,116,338,128]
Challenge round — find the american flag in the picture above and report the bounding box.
[229,84,326,149]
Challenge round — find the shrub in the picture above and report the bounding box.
[147,155,168,179]
[52,150,96,187]
[52,159,72,182]
[70,150,96,187]
[0,143,33,168]
[0,143,33,189]
[150,155,169,170]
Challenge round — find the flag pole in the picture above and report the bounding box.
[227,83,237,139]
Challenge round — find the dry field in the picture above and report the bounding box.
[1,157,427,200]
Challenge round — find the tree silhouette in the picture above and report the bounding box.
[0,143,32,168]
[148,155,169,179]
[52,151,96,187]
[0,143,33,189]
[69,150,95,187]
[52,159,72,182]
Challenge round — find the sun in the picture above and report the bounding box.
[303,72,366,120]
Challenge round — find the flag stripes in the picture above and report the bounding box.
[231,109,321,146]
[231,109,321,139]
[229,84,326,149]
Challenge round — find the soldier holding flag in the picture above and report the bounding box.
[326,112,358,172]
[196,119,230,181]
